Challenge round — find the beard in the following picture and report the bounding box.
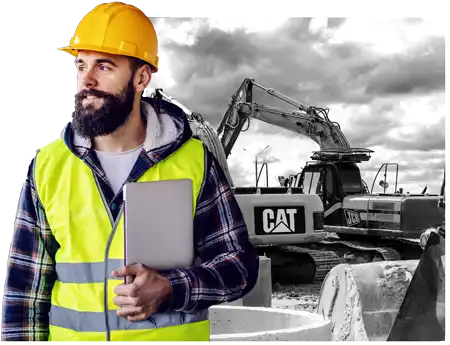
[71,79,135,139]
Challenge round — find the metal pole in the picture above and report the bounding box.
[255,157,258,187]
[255,145,269,188]
[244,145,270,188]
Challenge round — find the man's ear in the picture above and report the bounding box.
[135,64,152,93]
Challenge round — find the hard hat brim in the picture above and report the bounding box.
[58,46,78,57]
[57,45,158,72]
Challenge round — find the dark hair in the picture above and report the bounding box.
[128,56,154,74]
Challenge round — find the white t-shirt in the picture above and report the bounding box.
[95,144,143,194]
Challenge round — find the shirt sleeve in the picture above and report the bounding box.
[1,159,58,341]
[160,147,259,312]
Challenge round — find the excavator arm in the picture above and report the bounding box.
[148,78,372,186]
[216,78,351,158]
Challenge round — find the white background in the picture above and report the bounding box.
[0,0,447,324]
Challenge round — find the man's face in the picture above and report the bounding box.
[72,51,136,139]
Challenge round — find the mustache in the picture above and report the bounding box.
[76,88,112,100]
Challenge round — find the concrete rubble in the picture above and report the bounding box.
[316,260,418,341]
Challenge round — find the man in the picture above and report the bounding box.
[1,2,259,341]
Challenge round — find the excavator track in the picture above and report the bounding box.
[270,240,402,283]
[376,237,424,260]
[278,245,342,281]
[319,240,402,261]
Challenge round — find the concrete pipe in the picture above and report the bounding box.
[209,305,332,341]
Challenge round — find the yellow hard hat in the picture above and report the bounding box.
[59,2,159,72]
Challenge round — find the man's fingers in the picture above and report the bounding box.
[114,282,142,298]
[126,305,158,322]
[125,275,135,285]
[128,312,151,322]
[112,263,146,277]
[116,305,143,318]
[113,295,138,307]
[114,283,131,296]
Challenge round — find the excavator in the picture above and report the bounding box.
[148,79,444,340]
[149,78,444,283]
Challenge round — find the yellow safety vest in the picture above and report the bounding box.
[33,137,210,341]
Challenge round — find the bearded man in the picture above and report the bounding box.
[1,2,259,341]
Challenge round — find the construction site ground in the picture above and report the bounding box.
[271,282,322,313]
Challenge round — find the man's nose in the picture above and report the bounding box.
[80,69,98,89]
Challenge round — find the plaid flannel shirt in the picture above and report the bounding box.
[1,98,259,341]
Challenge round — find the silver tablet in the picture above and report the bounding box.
[123,179,195,271]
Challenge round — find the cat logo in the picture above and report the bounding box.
[254,206,306,235]
[344,209,361,226]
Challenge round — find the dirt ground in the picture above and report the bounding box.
[271,282,323,313]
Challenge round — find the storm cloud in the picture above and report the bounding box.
[153,18,444,127]
[364,36,445,96]
[150,17,445,193]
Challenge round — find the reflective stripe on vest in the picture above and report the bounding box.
[49,305,208,332]
[34,137,210,341]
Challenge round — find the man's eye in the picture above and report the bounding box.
[99,65,111,71]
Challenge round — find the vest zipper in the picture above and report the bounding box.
[94,175,123,341]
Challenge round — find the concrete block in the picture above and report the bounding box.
[221,256,272,308]
[242,255,272,308]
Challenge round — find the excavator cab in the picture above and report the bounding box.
[294,148,371,227]
[371,163,399,194]
[298,161,365,226]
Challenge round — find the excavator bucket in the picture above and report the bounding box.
[387,231,445,341]
[316,231,445,341]
[316,260,419,340]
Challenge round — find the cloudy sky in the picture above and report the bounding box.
[146,17,445,194]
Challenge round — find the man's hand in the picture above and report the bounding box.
[112,263,172,322]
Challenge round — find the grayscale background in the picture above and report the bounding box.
[0,8,446,314]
